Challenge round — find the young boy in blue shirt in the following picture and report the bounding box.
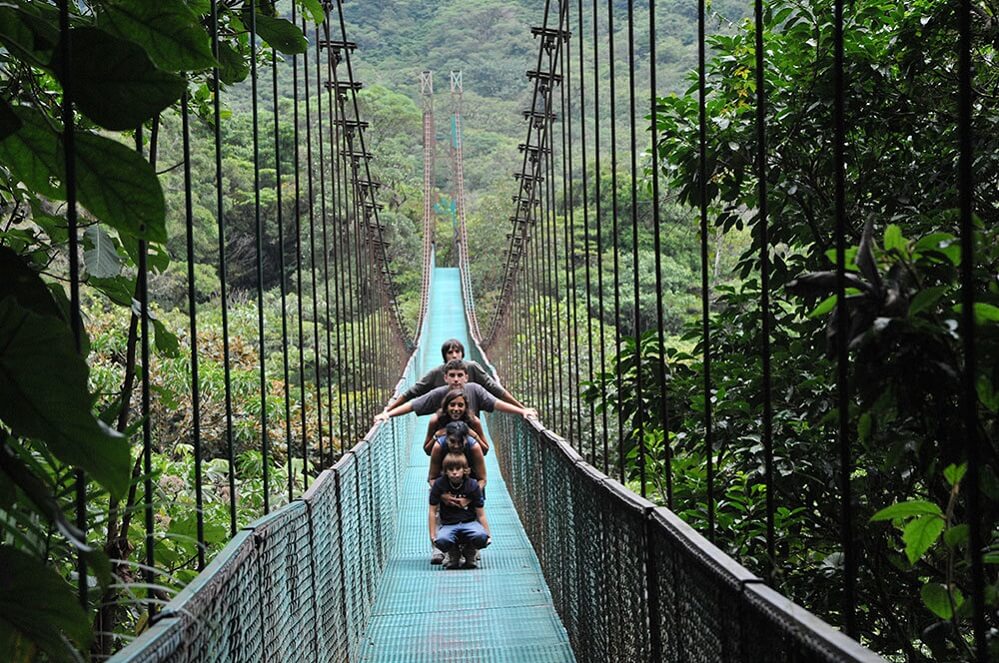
[429,452,491,569]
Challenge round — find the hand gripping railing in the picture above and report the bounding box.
[490,413,887,663]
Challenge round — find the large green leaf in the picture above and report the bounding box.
[870,500,942,521]
[0,298,130,496]
[920,582,954,619]
[297,0,325,23]
[0,4,58,68]
[903,514,945,565]
[0,247,63,321]
[0,108,166,242]
[75,132,166,243]
[247,12,308,54]
[83,225,121,278]
[0,546,91,658]
[0,99,20,141]
[883,224,908,256]
[98,0,216,72]
[0,107,63,199]
[51,27,186,131]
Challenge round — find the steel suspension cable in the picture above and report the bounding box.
[753,0,776,578]
[957,0,987,656]
[291,2,310,489]
[326,48,356,440]
[560,16,581,444]
[320,24,347,450]
[538,159,551,417]
[272,47,294,504]
[577,0,596,463]
[697,0,716,541]
[545,85,565,433]
[137,121,155,614]
[211,0,237,535]
[334,0,410,354]
[832,0,857,635]
[313,23,335,465]
[592,0,609,475]
[487,0,552,347]
[626,0,644,496]
[57,0,86,606]
[649,0,673,509]
[301,13,326,470]
[249,1,271,513]
[180,92,206,568]
[606,0,626,483]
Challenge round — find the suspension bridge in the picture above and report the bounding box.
[2,0,989,660]
[103,3,883,660]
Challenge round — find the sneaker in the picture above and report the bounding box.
[460,544,478,569]
[430,548,445,565]
[443,550,462,569]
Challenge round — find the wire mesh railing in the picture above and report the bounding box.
[491,414,886,663]
[481,0,993,658]
[109,246,440,663]
[108,409,413,663]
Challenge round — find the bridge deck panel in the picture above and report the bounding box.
[356,268,574,662]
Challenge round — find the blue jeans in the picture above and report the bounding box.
[434,521,489,552]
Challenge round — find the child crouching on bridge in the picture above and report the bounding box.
[429,452,491,569]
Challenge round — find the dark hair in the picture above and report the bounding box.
[445,421,469,454]
[445,420,468,437]
[441,338,465,362]
[442,452,469,473]
[443,358,467,374]
[438,388,471,423]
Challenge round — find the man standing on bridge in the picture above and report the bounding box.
[382,338,528,413]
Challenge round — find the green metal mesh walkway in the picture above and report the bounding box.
[356,268,574,662]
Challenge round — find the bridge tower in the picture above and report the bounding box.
[418,70,435,332]
[449,70,481,340]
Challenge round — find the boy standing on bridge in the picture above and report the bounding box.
[429,452,491,569]
[381,338,527,415]
[374,358,537,454]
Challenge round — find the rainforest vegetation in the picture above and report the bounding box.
[0,0,995,660]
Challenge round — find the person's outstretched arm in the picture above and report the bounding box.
[492,400,538,420]
[385,366,444,411]
[374,401,414,423]
[468,361,527,409]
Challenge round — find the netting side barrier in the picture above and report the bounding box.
[108,414,411,663]
[490,415,888,663]
[109,266,440,662]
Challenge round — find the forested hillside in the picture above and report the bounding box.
[9,0,992,659]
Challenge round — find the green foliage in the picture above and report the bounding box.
[570,0,999,658]
[0,0,324,657]
[0,546,92,660]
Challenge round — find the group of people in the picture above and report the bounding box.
[374,339,536,569]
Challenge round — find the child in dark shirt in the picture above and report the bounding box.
[429,452,491,569]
